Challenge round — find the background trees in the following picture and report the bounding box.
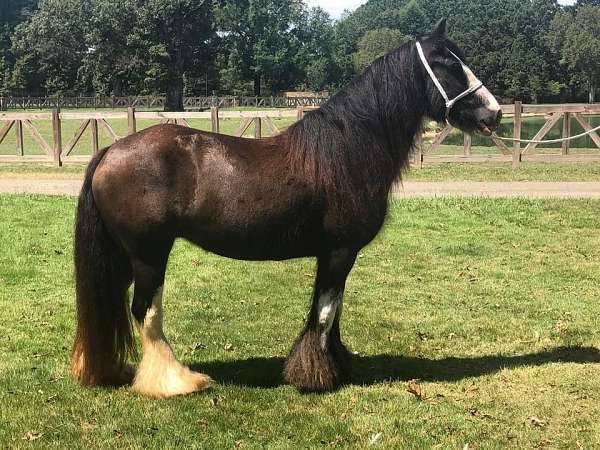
[0,0,597,109]
[214,0,304,96]
[549,5,600,103]
[353,28,409,72]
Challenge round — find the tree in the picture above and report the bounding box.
[376,0,429,37]
[293,7,336,91]
[79,0,141,96]
[11,0,90,95]
[549,5,600,103]
[353,28,409,73]
[335,0,564,102]
[215,0,304,96]
[0,0,38,61]
[1,0,38,94]
[130,0,214,110]
[333,0,412,85]
[0,57,9,95]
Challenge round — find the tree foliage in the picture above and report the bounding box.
[214,0,305,96]
[11,0,89,94]
[353,28,409,73]
[0,0,597,105]
[129,0,214,110]
[549,5,600,102]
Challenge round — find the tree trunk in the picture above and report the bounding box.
[253,73,261,97]
[164,74,184,112]
[112,78,123,97]
[590,83,596,104]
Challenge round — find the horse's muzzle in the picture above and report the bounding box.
[476,108,502,136]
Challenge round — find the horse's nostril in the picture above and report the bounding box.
[496,109,503,125]
[482,110,502,129]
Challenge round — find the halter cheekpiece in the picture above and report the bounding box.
[416,41,483,120]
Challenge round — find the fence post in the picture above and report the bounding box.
[464,133,472,156]
[297,106,305,121]
[52,108,62,166]
[211,106,220,133]
[254,117,262,139]
[414,131,423,169]
[562,112,571,155]
[91,119,99,155]
[513,101,522,168]
[15,120,24,156]
[127,107,137,135]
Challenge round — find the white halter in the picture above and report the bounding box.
[416,41,483,120]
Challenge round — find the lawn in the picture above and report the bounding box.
[1,195,599,448]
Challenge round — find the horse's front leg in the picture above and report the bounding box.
[283,249,357,392]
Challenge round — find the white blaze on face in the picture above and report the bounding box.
[461,63,500,111]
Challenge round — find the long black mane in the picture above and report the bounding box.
[285,40,427,208]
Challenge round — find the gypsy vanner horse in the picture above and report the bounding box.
[72,21,501,397]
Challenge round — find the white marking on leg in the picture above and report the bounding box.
[133,286,211,397]
[318,289,340,349]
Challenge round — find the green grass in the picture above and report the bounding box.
[405,160,600,181]
[1,195,599,448]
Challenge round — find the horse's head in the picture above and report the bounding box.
[417,19,502,136]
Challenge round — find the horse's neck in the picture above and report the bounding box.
[319,80,425,188]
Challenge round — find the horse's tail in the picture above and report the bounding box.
[71,147,135,386]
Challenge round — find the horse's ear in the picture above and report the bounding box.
[433,19,447,36]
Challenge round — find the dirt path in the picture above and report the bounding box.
[2,176,600,198]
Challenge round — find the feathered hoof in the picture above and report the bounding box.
[132,360,212,398]
[71,349,133,387]
[283,328,352,393]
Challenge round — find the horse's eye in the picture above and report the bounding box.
[448,60,462,69]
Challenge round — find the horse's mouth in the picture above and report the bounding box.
[477,121,496,136]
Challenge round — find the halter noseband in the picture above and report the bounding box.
[416,41,483,120]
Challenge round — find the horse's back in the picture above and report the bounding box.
[90,124,323,259]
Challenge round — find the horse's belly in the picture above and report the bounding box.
[182,223,323,261]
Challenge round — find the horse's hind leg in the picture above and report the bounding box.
[283,249,357,392]
[130,248,212,398]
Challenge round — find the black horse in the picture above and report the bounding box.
[71,20,502,397]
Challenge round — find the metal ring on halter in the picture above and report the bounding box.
[416,41,483,122]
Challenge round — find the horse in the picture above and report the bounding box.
[71,20,502,397]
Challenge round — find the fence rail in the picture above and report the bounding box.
[413,102,600,168]
[0,103,598,167]
[0,95,329,111]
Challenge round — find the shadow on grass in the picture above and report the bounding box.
[193,346,600,389]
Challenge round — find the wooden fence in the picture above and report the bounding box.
[0,103,598,167]
[413,102,600,167]
[0,95,329,111]
[0,106,308,165]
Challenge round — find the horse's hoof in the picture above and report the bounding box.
[283,329,351,393]
[133,364,212,398]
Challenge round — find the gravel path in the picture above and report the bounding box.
[2,177,600,199]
